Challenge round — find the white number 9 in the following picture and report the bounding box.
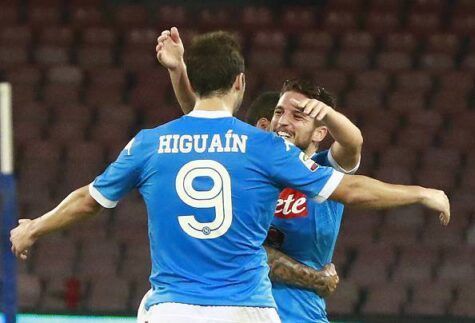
[176,160,233,239]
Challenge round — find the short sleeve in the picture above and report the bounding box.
[268,136,344,203]
[89,131,146,208]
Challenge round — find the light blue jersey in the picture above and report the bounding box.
[89,110,344,310]
[271,149,358,323]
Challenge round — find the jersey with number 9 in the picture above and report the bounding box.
[89,111,343,310]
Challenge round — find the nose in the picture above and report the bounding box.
[278,112,290,126]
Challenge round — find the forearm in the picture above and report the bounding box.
[324,110,363,150]
[30,186,102,239]
[265,246,333,297]
[333,175,426,209]
[169,61,196,114]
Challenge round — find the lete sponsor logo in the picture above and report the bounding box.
[275,188,308,218]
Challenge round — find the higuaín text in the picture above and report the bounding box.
[158,131,248,154]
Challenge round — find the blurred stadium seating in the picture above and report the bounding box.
[1,0,473,319]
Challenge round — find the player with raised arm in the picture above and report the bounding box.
[12,29,449,323]
[157,27,452,322]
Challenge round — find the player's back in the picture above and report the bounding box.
[140,111,283,309]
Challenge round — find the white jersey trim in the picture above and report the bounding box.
[314,170,344,203]
[88,183,118,208]
[327,148,360,175]
[188,109,232,118]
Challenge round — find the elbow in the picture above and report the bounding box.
[354,129,364,151]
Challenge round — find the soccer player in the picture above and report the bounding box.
[12,30,450,323]
[157,28,452,322]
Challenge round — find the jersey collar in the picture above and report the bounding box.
[187,109,232,118]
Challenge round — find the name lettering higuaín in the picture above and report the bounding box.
[158,130,248,154]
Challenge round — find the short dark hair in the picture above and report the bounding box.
[245,91,280,125]
[185,31,245,98]
[280,78,336,108]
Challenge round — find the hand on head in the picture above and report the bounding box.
[290,98,334,121]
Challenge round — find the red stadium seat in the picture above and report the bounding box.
[379,147,419,169]
[42,83,81,104]
[34,46,70,66]
[384,205,425,229]
[419,53,455,74]
[38,26,74,47]
[374,166,413,185]
[450,13,475,36]
[387,90,427,113]
[290,49,328,70]
[365,11,400,35]
[313,69,349,95]
[394,71,434,92]
[197,7,235,30]
[377,51,413,71]
[0,6,20,26]
[77,47,114,68]
[86,277,130,312]
[280,6,316,32]
[353,70,390,92]
[70,7,103,28]
[406,12,441,36]
[121,48,156,72]
[85,85,124,106]
[250,30,287,50]
[326,282,360,315]
[368,0,402,12]
[438,71,473,93]
[335,50,371,71]
[425,33,461,55]
[81,27,117,48]
[29,6,62,26]
[431,90,469,116]
[18,273,42,310]
[323,10,359,34]
[378,226,419,247]
[405,282,453,315]
[0,46,29,68]
[154,6,187,28]
[0,25,32,47]
[421,147,461,170]
[362,283,407,315]
[34,235,78,279]
[77,238,120,279]
[295,31,335,51]
[6,65,43,87]
[120,242,150,280]
[382,32,418,52]
[340,31,376,52]
[46,65,84,85]
[114,4,149,28]
[123,27,162,52]
[240,6,274,30]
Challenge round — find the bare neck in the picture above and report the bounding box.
[193,95,234,115]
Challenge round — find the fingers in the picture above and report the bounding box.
[170,26,181,43]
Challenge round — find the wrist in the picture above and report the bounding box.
[416,186,430,205]
[168,59,186,73]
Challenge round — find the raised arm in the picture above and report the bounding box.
[291,98,362,171]
[265,245,339,298]
[330,175,450,225]
[10,186,103,259]
[156,27,196,114]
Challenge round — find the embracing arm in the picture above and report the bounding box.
[329,174,450,225]
[265,245,339,298]
[10,185,103,259]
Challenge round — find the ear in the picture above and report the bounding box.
[312,126,328,143]
[234,73,245,91]
[256,118,270,130]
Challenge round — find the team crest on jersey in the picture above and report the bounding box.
[299,152,319,172]
[275,188,308,219]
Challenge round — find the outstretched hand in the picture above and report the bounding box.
[156,26,185,71]
[421,188,451,226]
[10,219,36,260]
